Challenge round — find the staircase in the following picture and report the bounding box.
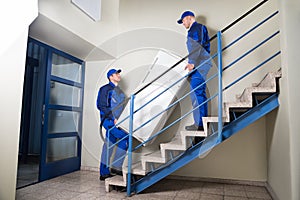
[102,0,281,196]
[104,68,281,193]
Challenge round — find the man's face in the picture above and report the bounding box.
[110,73,121,82]
[182,16,192,29]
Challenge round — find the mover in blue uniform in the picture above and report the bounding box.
[97,68,128,180]
[177,11,211,133]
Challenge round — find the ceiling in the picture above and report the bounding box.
[29,14,114,61]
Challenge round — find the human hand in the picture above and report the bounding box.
[114,119,117,124]
[185,63,194,71]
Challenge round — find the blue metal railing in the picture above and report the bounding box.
[217,31,223,141]
[127,95,134,195]
[103,1,280,196]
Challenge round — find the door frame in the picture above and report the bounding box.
[27,38,85,181]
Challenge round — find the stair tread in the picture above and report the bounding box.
[142,150,163,159]
[105,175,126,187]
[161,140,183,147]
[181,130,207,137]
[123,161,147,176]
[142,150,165,167]
[237,86,276,102]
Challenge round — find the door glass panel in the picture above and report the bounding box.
[51,53,82,83]
[48,110,79,134]
[46,137,78,163]
[17,41,47,188]
[49,81,81,107]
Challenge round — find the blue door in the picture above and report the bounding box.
[39,48,85,180]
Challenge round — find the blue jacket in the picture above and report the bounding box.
[187,22,211,77]
[96,82,126,122]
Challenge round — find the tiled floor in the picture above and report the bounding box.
[16,170,273,200]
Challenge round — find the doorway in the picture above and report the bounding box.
[17,38,84,188]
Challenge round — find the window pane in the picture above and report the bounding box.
[51,53,82,83]
[49,81,81,107]
[47,110,79,134]
[46,137,77,162]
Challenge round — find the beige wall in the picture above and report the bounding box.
[0,31,28,200]
[267,0,300,200]
[0,1,38,199]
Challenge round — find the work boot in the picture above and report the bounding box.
[99,174,113,181]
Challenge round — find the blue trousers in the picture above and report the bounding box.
[100,119,128,176]
[189,70,208,127]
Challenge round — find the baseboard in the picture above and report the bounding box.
[167,175,279,199]
[166,175,267,187]
[80,167,278,199]
[80,166,99,172]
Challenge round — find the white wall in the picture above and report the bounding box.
[0,1,38,199]
[267,0,300,199]
[0,31,28,200]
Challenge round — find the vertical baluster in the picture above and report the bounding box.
[217,31,223,141]
[127,95,134,196]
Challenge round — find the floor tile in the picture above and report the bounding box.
[199,193,223,200]
[224,196,248,200]
[224,189,247,197]
[16,170,274,200]
[246,191,272,199]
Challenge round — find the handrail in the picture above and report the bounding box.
[210,0,269,41]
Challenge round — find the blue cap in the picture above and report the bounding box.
[107,69,121,79]
[177,11,195,24]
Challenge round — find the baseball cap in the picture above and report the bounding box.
[107,69,121,79]
[177,11,195,24]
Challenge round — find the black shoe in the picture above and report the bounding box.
[111,168,123,176]
[185,124,204,131]
[99,174,113,181]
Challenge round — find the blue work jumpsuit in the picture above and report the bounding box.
[187,21,211,127]
[97,82,128,176]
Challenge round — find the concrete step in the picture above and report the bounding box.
[123,161,147,176]
[141,151,166,170]
[236,70,281,103]
[105,175,125,192]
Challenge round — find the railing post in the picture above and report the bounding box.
[217,31,223,141]
[106,129,110,169]
[127,94,135,196]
